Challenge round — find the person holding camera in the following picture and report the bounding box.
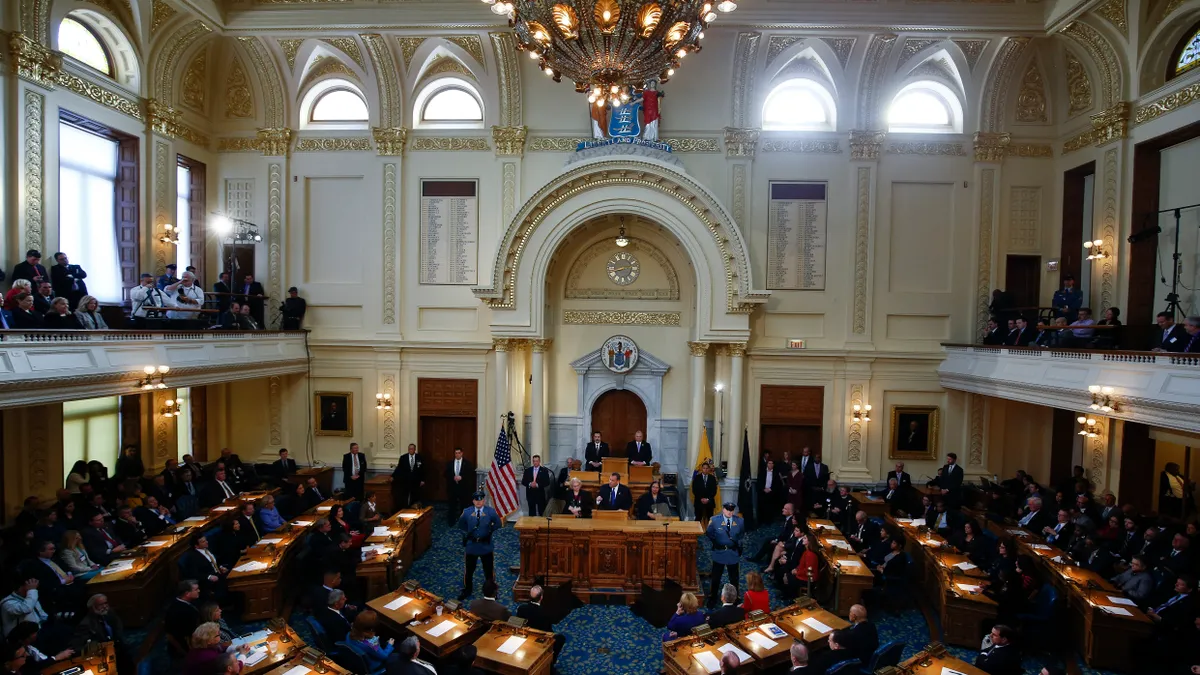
[51,252,88,309]
[281,286,306,330]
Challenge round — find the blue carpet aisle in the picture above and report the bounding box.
[131,506,1128,675]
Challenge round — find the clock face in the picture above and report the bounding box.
[606,251,640,286]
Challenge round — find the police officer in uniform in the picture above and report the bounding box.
[457,490,502,601]
[706,501,745,609]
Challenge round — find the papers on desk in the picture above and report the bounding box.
[910,518,926,527]
[940,668,969,675]
[953,561,977,571]
[183,516,208,522]
[692,651,722,673]
[1106,596,1137,607]
[801,616,833,634]
[497,635,526,655]
[1100,605,1133,616]
[373,526,398,536]
[1029,543,1052,550]
[759,623,787,640]
[259,538,284,545]
[745,631,778,650]
[718,643,752,662]
[828,540,854,550]
[141,540,168,548]
[838,558,863,567]
[427,620,456,637]
[396,513,419,519]
[316,506,332,512]
[212,506,235,512]
[233,560,270,573]
[100,560,135,575]
[242,647,269,667]
[292,521,313,527]
[813,523,839,530]
[955,583,983,594]
[384,595,414,611]
[896,518,914,524]
[361,545,393,560]
[1051,556,1065,563]
[1007,529,1030,536]
[231,630,270,648]
[924,540,943,548]
[282,666,312,675]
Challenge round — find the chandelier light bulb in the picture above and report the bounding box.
[157,383,167,389]
[677,48,687,58]
[698,31,705,39]
[143,384,153,391]
[602,10,611,20]
[1094,239,1104,247]
[714,383,724,392]
[544,66,554,76]
[1087,418,1097,425]
[166,399,175,407]
[702,2,712,11]
[1101,386,1114,395]
[667,68,675,76]
[1077,415,1086,423]
[704,11,717,21]
[1083,241,1093,249]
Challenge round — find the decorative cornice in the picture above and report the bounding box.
[492,126,527,157]
[528,137,589,152]
[849,130,886,161]
[887,142,966,156]
[176,123,210,149]
[973,132,1011,163]
[663,138,722,153]
[1089,101,1130,147]
[257,128,293,157]
[1133,83,1200,127]
[713,344,731,357]
[761,139,841,154]
[1008,143,1054,158]
[562,310,682,326]
[217,137,261,153]
[687,341,711,357]
[8,33,61,89]
[492,337,514,352]
[56,71,142,121]
[724,128,761,158]
[1062,127,1095,155]
[294,136,372,152]
[410,136,490,152]
[145,99,184,139]
[530,338,554,353]
[728,342,747,358]
[373,127,408,156]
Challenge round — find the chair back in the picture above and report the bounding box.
[329,642,370,674]
[826,659,862,675]
[868,641,905,670]
[305,615,331,651]
[175,494,199,519]
[1031,582,1058,619]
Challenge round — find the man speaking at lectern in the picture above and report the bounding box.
[597,473,632,511]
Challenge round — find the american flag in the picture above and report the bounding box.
[485,425,520,518]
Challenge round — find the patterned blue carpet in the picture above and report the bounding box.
[130,507,1128,675]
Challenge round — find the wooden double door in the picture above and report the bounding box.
[590,389,648,458]
[418,417,476,501]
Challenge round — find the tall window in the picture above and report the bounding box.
[176,165,191,271]
[1172,24,1200,79]
[762,79,836,131]
[888,81,963,134]
[175,388,193,461]
[59,122,122,303]
[63,396,120,481]
[58,16,112,75]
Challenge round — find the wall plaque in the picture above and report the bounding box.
[419,179,478,285]
[767,181,828,290]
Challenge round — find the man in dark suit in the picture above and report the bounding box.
[444,447,475,524]
[135,496,176,535]
[11,250,47,286]
[112,507,147,547]
[872,478,903,514]
[202,469,239,508]
[752,503,797,563]
[931,453,964,507]
[803,453,829,493]
[692,462,718,523]
[316,590,353,642]
[886,462,912,489]
[236,503,262,550]
[32,281,54,314]
[521,455,552,517]
[23,542,77,611]
[1016,497,1053,534]
[584,432,609,471]
[707,584,745,627]
[273,448,298,480]
[1152,312,1189,352]
[239,274,267,326]
[180,535,227,598]
[180,454,205,482]
[306,519,335,562]
[847,511,879,552]
[212,272,233,313]
[50,252,88,308]
[974,625,1022,675]
[164,580,201,658]
[468,580,510,622]
[1163,533,1194,575]
[597,472,632,511]
[1147,575,1195,635]
[1014,316,1037,346]
[846,605,879,666]
[982,317,1005,345]
[342,442,367,500]
[929,500,963,535]
[1040,509,1075,547]
[1079,535,1117,577]
[304,477,327,507]
[625,430,652,466]
[82,512,126,565]
[809,630,858,675]
[787,642,813,674]
[392,444,425,508]
[515,585,553,632]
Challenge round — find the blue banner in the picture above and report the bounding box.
[607,100,643,137]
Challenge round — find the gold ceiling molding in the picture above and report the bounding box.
[396,37,425,71]
[492,126,527,157]
[724,128,761,158]
[146,99,186,139]
[563,310,681,326]
[981,36,1029,132]
[1060,20,1120,108]
[181,47,207,114]
[761,139,842,154]
[300,56,359,93]
[446,35,486,69]
[766,36,803,65]
[238,37,286,129]
[257,128,293,156]
[1015,56,1048,123]
[294,136,372,152]
[688,341,711,357]
[153,20,212,103]
[319,37,365,69]
[20,0,52,46]
[1060,102,1129,154]
[825,37,857,68]
[1093,0,1128,38]
[1061,126,1095,154]
[278,39,304,71]
[564,237,680,301]
[1133,82,1200,127]
[661,138,722,153]
[362,34,402,128]
[217,137,261,153]
[490,32,522,127]
[1065,50,1094,118]
[849,130,886,160]
[528,137,589,152]
[410,136,490,151]
[225,55,255,119]
[1008,142,1054,158]
[952,39,989,71]
[419,56,474,84]
[887,141,966,156]
[372,127,408,156]
[57,70,143,120]
[23,89,45,254]
[973,132,1011,162]
[150,0,176,35]
[9,33,62,89]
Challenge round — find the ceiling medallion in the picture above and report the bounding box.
[482,0,739,100]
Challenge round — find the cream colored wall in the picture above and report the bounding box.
[984,398,1054,482]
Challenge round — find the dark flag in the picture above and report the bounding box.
[738,428,754,526]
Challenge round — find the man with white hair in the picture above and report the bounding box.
[720,651,741,674]
[394,635,436,674]
[708,583,745,628]
[1017,496,1052,533]
[789,642,812,673]
[1184,316,1200,353]
[164,271,205,321]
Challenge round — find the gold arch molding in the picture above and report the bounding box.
[473,159,768,314]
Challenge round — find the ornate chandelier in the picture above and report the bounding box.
[482,0,739,102]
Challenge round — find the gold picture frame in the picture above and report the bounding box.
[889,406,939,461]
[315,391,354,437]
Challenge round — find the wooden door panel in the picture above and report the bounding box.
[419,417,476,501]
[760,425,823,462]
[1005,255,1042,310]
[590,390,647,456]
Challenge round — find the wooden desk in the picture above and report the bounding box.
[227,498,350,620]
[663,631,757,675]
[368,586,442,628]
[513,516,704,603]
[898,645,988,675]
[850,492,888,519]
[771,601,850,646]
[409,608,488,659]
[366,475,395,514]
[805,519,873,616]
[394,506,433,558]
[724,617,794,670]
[87,490,276,626]
[287,467,335,497]
[473,624,556,675]
[239,625,307,675]
[40,642,114,675]
[257,651,352,675]
[358,516,415,599]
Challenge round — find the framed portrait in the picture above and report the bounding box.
[315,391,354,437]
[889,406,939,460]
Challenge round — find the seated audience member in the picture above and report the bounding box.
[1007,316,1034,346]
[327,503,364,548]
[72,594,129,671]
[719,652,740,674]
[164,580,201,658]
[57,528,102,581]
[0,579,48,637]
[32,511,64,546]
[1111,555,1154,606]
[74,296,107,329]
[10,293,43,328]
[180,536,227,598]
[112,507,147,547]
[304,477,327,505]
[316,590,353,643]
[135,496,176,536]
[764,522,805,576]
[707,584,745,628]
[7,621,73,669]
[1063,307,1097,347]
[974,624,1022,675]
[981,317,1005,345]
[930,500,962,536]
[875,536,908,579]
[203,469,239,507]
[865,526,895,568]
[664,592,707,641]
[182,622,226,675]
[23,540,80,611]
[321,534,359,584]
[1182,316,1200,353]
[846,605,879,666]
[1163,532,1193,575]
[281,483,308,520]
[257,495,285,532]
[787,535,822,597]
[1093,307,1122,347]
[215,300,241,330]
[394,636,437,675]
[43,297,76,329]
[32,281,54,314]
[1146,575,1196,635]
[810,629,857,674]
[753,503,797,564]
[346,610,395,671]
[443,644,485,675]
[237,303,261,330]
[872,478,904,514]
[236,502,262,549]
[306,519,335,561]
[636,480,670,520]
[4,279,33,310]
[516,585,554,632]
[1041,508,1075,546]
[468,581,510,623]
[1016,497,1052,532]
[811,478,837,519]
[740,571,770,614]
[955,521,992,567]
[847,511,878,552]
[81,513,125,565]
[198,602,236,645]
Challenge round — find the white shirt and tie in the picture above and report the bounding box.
[409,454,417,470]
[1019,509,1038,526]
[454,458,462,476]
[764,472,773,490]
[350,453,360,478]
[199,548,220,577]
[217,480,235,500]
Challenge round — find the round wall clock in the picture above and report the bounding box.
[606,251,640,286]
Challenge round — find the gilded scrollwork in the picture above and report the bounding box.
[973,132,1011,163]
[492,126,528,157]
[761,139,841,154]
[181,48,207,113]
[1066,50,1094,118]
[723,128,760,158]
[1015,58,1048,123]
[852,166,870,334]
[320,37,365,69]
[294,137,371,152]
[563,311,681,326]
[373,127,408,156]
[410,136,490,151]
[1133,83,1200,127]
[976,169,996,337]
[491,32,522,126]
[23,90,45,254]
[383,163,397,325]
[268,163,283,310]
[886,142,965,156]
[257,128,292,156]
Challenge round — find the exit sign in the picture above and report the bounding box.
[787,339,806,349]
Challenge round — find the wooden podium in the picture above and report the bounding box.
[593,509,630,521]
[602,457,627,478]
[473,624,556,675]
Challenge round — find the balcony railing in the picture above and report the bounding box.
[938,343,1200,434]
[0,330,310,408]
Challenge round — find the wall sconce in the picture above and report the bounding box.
[1087,385,1118,412]
[135,365,170,390]
[158,223,180,246]
[1083,239,1110,261]
[1076,415,1099,437]
[375,392,393,410]
[160,398,177,418]
[852,403,872,423]
[714,383,724,393]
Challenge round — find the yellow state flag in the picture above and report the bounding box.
[694,425,720,509]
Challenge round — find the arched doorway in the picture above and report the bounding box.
[590,389,647,458]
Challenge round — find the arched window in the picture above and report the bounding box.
[414,78,485,128]
[58,16,112,75]
[1170,23,1200,79]
[311,88,369,122]
[888,81,963,134]
[762,79,837,131]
